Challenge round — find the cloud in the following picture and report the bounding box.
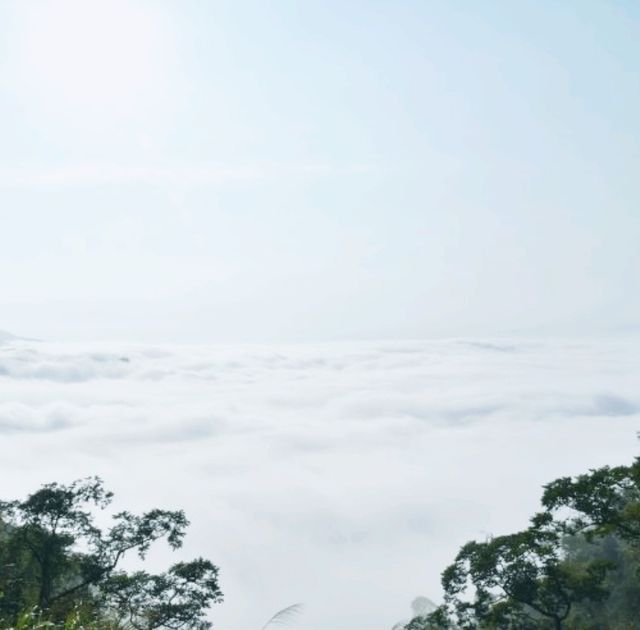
[591,394,638,417]
[0,346,132,382]
[0,402,77,433]
[0,338,638,629]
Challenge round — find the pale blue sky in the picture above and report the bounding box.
[0,0,638,342]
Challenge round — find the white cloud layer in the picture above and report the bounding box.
[0,337,639,629]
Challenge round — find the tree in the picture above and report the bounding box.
[101,559,221,630]
[542,458,640,544]
[402,606,453,630]
[424,518,610,630]
[0,477,222,628]
[401,451,640,629]
[539,457,640,628]
[561,533,640,628]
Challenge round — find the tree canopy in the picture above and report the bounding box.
[0,477,222,629]
[407,454,640,629]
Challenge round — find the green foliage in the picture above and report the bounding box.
[434,525,609,629]
[562,535,640,629]
[403,606,453,629]
[101,559,221,630]
[542,459,640,543]
[0,478,222,629]
[406,453,640,629]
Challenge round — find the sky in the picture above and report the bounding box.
[1,336,639,629]
[0,0,638,343]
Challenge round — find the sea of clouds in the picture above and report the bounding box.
[1,336,639,629]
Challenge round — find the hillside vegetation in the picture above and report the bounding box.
[406,453,640,629]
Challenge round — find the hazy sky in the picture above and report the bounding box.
[1,0,638,342]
